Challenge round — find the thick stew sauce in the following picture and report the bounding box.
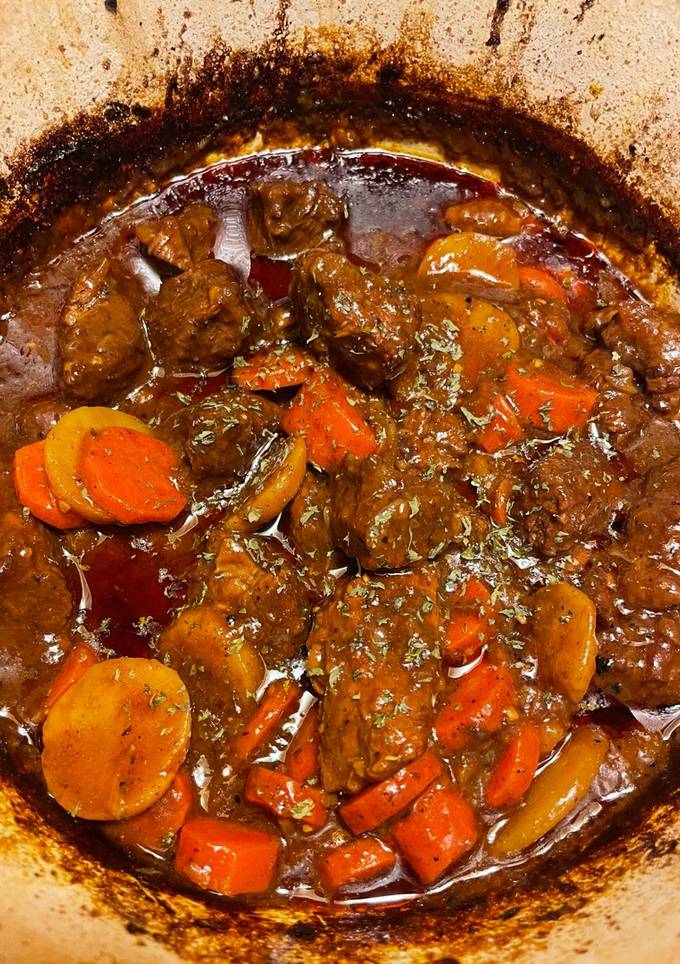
[1,149,678,905]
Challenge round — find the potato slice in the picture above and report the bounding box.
[418,232,519,294]
[44,407,152,523]
[432,292,519,382]
[159,605,265,703]
[489,725,609,857]
[42,657,191,821]
[532,582,597,703]
[224,435,307,532]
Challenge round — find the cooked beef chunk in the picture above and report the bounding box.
[17,398,69,443]
[396,404,469,471]
[246,180,345,257]
[135,203,217,271]
[330,450,486,570]
[594,613,680,707]
[285,471,343,594]
[183,387,280,483]
[59,259,146,401]
[192,531,310,662]
[443,197,531,237]
[292,251,419,389]
[147,259,257,369]
[389,296,464,408]
[517,440,625,557]
[599,300,680,409]
[306,570,444,792]
[620,415,680,475]
[0,512,73,721]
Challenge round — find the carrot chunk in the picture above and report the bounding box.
[443,578,493,660]
[232,346,315,391]
[233,678,301,764]
[435,660,516,750]
[506,360,597,433]
[175,817,281,896]
[285,703,320,784]
[281,370,377,470]
[79,426,187,524]
[486,721,541,808]
[339,750,442,835]
[463,385,524,454]
[319,837,396,893]
[393,784,478,884]
[518,265,569,304]
[106,768,193,851]
[244,765,328,831]
[491,477,513,526]
[44,645,97,712]
[12,441,84,529]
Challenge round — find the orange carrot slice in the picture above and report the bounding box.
[233,678,301,765]
[339,750,442,835]
[443,578,493,660]
[506,360,597,433]
[319,838,396,893]
[175,817,281,896]
[491,477,513,526]
[285,703,320,784]
[106,768,193,851]
[232,346,315,391]
[462,386,524,454]
[486,721,541,808]
[44,645,97,712]
[518,265,569,304]
[244,765,328,831]
[393,784,477,884]
[12,441,84,529]
[78,426,187,524]
[435,660,516,750]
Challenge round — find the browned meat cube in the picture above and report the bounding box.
[246,180,345,257]
[147,259,257,369]
[330,451,485,570]
[135,203,217,271]
[396,404,469,471]
[292,251,419,390]
[307,570,443,792]
[285,471,343,595]
[183,387,280,483]
[516,440,625,557]
[59,259,146,401]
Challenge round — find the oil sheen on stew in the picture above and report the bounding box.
[1,147,679,908]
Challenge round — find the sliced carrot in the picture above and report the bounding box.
[106,768,193,851]
[12,441,84,529]
[285,703,320,783]
[506,360,597,433]
[319,837,396,893]
[79,426,187,524]
[491,477,513,526]
[233,678,301,764]
[232,346,315,392]
[339,750,442,835]
[443,578,493,660]
[518,265,569,304]
[418,233,519,293]
[486,721,541,808]
[281,370,377,471]
[463,386,524,454]
[175,817,281,896]
[434,659,516,750]
[244,765,328,831]
[393,784,478,884]
[44,645,97,712]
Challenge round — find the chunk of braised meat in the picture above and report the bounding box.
[292,251,419,390]
[306,571,444,792]
[246,180,345,257]
[396,404,468,471]
[135,203,217,272]
[516,440,625,557]
[59,259,146,402]
[285,471,343,595]
[16,398,69,443]
[330,450,486,570]
[593,612,680,707]
[0,512,73,722]
[582,348,645,439]
[147,260,257,369]
[619,415,680,475]
[192,530,310,662]
[443,197,532,238]
[182,387,280,483]
[598,300,680,410]
[389,296,463,409]
[508,296,584,366]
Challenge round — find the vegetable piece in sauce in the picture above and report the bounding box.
[486,721,541,808]
[393,784,478,884]
[44,645,97,714]
[531,582,597,703]
[104,769,193,852]
[224,435,307,531]
[12,441,84,529]
[41,658,191,820]
[244,766,328,831]
[232,346,315,392]
[462,383,524,453]
[432,293,520,384]
[233,678,301,765]
[435,660,516,750]
[443,197,532,238]
[175,817,281,896]
[78,426,186,525]
[506,360,597,433]
[285,702,320,784]
[43,406,152,523]
[339,750,442,834]
[282,370,377,470]
[489,726,609,857]
[518,265,570,304]
[319,838,396,893]
[443,578,493,660]
[418,232,520,295]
